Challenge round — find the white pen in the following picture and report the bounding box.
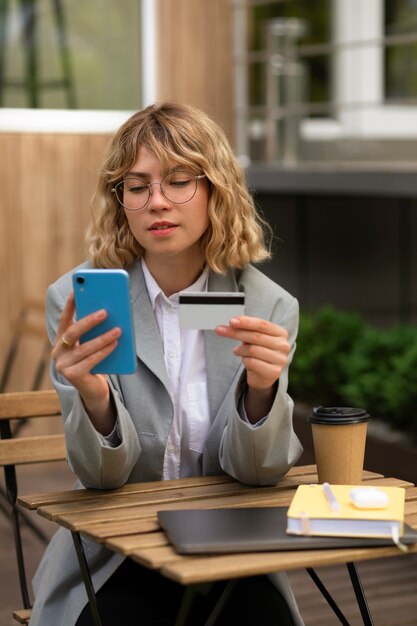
[322,482,341,512]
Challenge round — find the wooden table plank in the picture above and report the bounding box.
[82,518,163,541]
[84,504,417,544]
[402,486,417,501]
[37,481,258,520]
[51,488,299,532]
[35,473,388,523]
[17,474,235,510]
[17,465,381,510]
[31,472,322,521]
[359,477,414,488]
[103,501,417,556]
[45,477,416,537]
[105,502,417,556]
[132,545,187,568]
[83,498,417,554]
[157,544,417,584]
[106,531,169,555]
[405,499,417,515]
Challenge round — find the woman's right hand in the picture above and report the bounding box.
[51,292,121,434]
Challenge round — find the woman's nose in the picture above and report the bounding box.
[147,183,170,210]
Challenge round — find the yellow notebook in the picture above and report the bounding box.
[287,484,405,539]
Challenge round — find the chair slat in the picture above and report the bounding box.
[0,390,60,420]
[12,319,47,339]
[13,608,31,624]
[22,297,45,312]
[0,434,67,466]
[0,389,66,623]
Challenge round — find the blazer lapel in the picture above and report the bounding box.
[127,261,170,392]
[204,269,243,419]
[127,262,244,412]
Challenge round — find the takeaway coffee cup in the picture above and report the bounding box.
[308,406,370,484]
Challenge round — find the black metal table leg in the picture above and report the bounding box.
[174,586,198,626]
[346,562,374,626]
[71,531,103,626]
[306,567,350,625]
[174,580,237,626]
[204,580,237,626]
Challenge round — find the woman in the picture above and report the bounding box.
[31,102,304,625]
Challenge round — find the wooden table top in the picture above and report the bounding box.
[18,465,417,585]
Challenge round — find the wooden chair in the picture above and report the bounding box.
[0,298,50,394]
[0,389,67,624]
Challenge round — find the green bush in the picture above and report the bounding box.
[289,306,417,439]
[383,340,417,433]
[289,306,365,405]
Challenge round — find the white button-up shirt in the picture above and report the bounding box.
[103,261,266,474]
[141,260,211,479]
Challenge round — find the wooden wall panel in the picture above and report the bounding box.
[0,132,110,391]
[157,0,234,141]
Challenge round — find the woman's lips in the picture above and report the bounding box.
[148,222,178,236]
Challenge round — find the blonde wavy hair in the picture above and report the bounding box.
[86,101,271,273]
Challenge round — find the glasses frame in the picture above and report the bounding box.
[111,171,206,212]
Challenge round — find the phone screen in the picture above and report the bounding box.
[72,269,136,374]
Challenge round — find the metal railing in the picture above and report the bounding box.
[233,0,417,165]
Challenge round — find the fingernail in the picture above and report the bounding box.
[96,309,107,319]
[216,325,228,335]
[230,318,240,325]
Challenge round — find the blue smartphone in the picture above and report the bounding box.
[72,269,136,374]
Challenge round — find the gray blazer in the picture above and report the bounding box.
[30,261,304,626]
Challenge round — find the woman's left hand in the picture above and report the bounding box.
[215,316,291,423]
[215,316,290,391]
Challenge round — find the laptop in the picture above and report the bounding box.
[157,506,417,554]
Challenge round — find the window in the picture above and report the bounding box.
[0,0,156,132]
[312,0,417,139]
[235,0,417,162]
[385,0,417,101]
[248,0,331,113]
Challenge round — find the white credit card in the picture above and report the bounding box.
[179,292,245,330]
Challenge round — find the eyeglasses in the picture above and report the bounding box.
[111,171,206,212]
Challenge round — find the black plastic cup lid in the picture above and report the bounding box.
[308,406,370,425]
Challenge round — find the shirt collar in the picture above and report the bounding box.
[141,258,209,310]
